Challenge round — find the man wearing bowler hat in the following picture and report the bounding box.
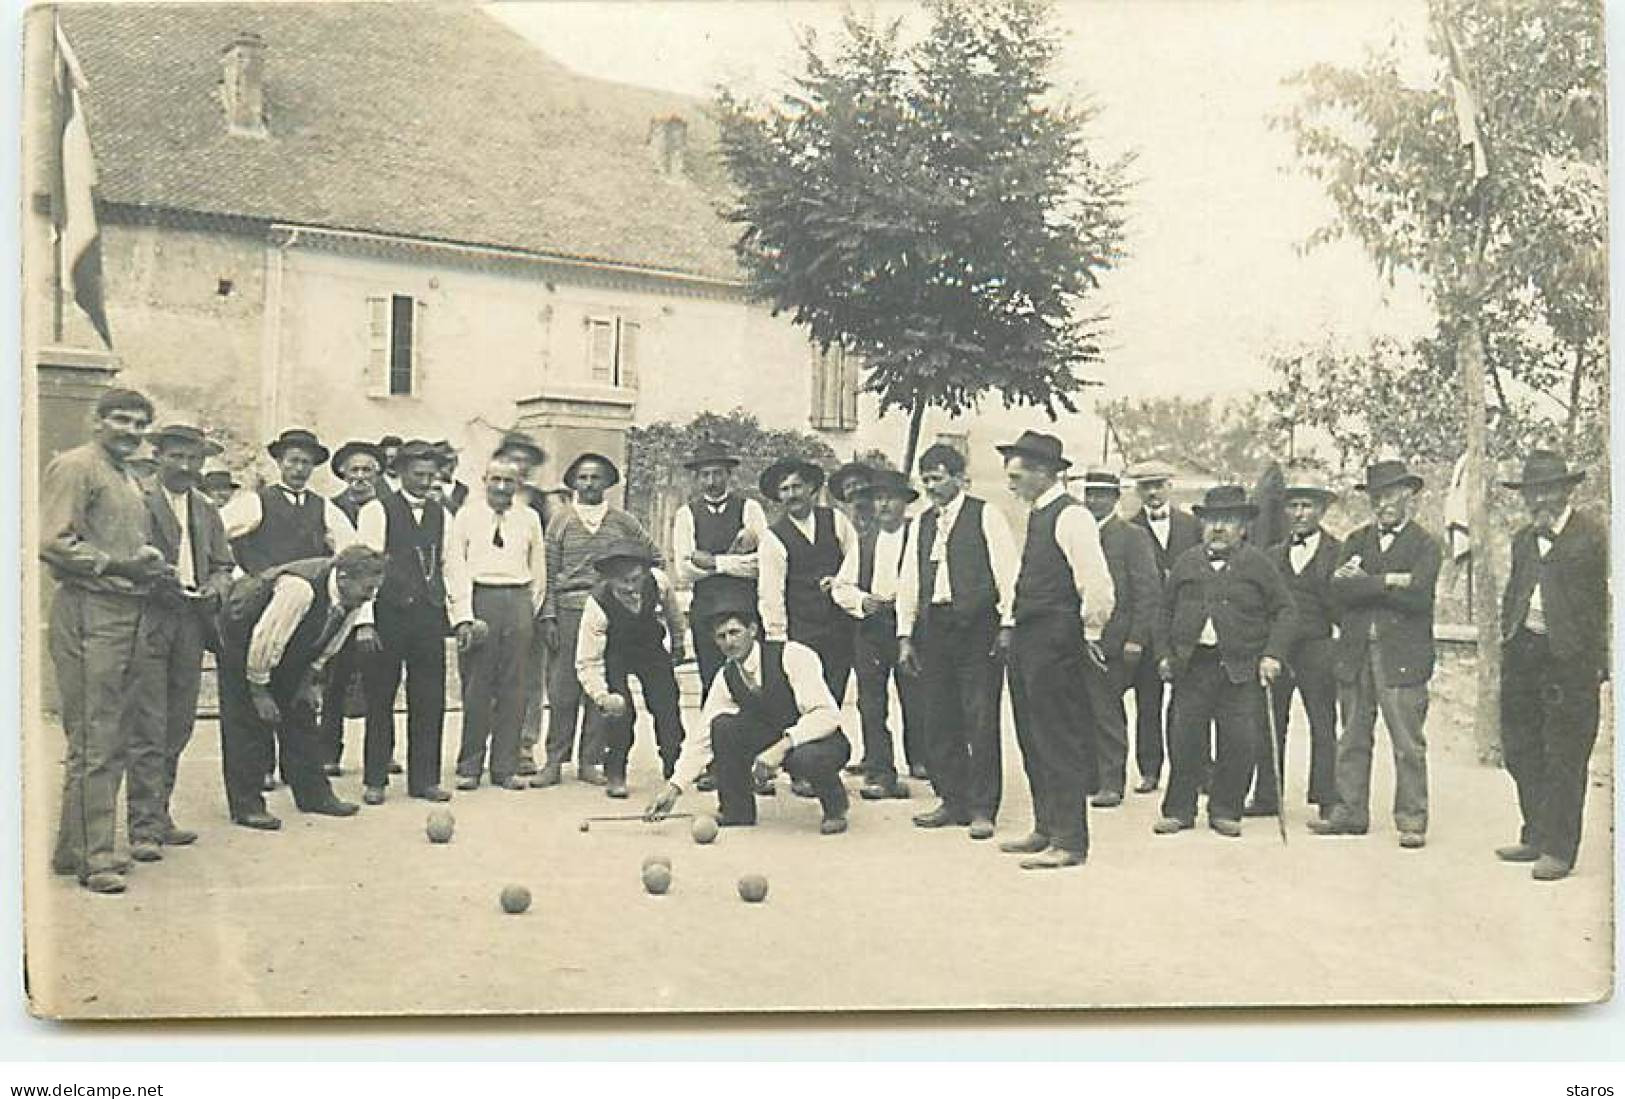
[1312,459,1442,849]
[1495,450,1607,882]
[1152,485,1294,839]
[536,451,662,788]
[1246,463,1342,821]
[317,440,388,775]
[222,428,359,575]
[574,542,688,799]
[999,431,1114,869]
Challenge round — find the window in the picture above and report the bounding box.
[366,294,422,398]
[810,342,860,431]
[585,315,641,388]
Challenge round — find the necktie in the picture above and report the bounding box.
[492,514,505,548]
[283,488,305,508]
[732,658,759,695]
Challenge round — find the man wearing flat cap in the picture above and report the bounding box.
[222,428,359,575]
[537,451,662,788]
[1313,459,1442,849]
[1496,450,1608,882]
[317,440,388,775]
[574,542,688,799]
[1153,485,1295,840]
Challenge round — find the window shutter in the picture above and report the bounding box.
[366,296,389,397]
[809,343,825,426]
[409,297,424,395]
[840,347,859,428]
[618,319,640,390]
[587,318,615,384]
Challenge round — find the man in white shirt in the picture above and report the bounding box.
[998,431,1115,869]
[645,596,852,834]
[221,428,358,574]
[447,457,545,791]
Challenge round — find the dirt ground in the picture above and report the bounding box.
[22,671,1614,1019]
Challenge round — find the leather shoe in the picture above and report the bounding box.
[1090,790,1124,809]
[531,764,562,788]
[1398,831,1426,849]
[130,841,163,863]
[912,804,969,829]
[1307,817,1366,836]
[233,812,282,831]
[859,778,909,800]
[82,871,127,894]
[1020,847,1086,870]
[1133,778,1159,794]
[517,757,538,777]
[607,779,629,799]
[998,831,1049,854]
[1531,855,1571,881]
[1209,817,1242,838]
[968,817,995,840]
[305,798,360,817]
[414,787,452,803]
[1242,800,1277,818]
[1153,816,1193,835]
[578,765,608,787]
[388,760,404,775]
[161,827,198,846]
[362,786,386,806]
[456,775,480,791]
[842,762,866,776]
[497,776,526,791]
[754,775,776,796]
[1496,843,1540,863]
[696,772,717,792]
[820,815,849,835]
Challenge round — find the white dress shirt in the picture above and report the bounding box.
[1288,529,1322,575]
[672,495,769,586]
[1144,507,1172,549]
[446,496,547,624]
[1032,484,1116,634]
[1197,556,1226,645]
[574,569,681,706]
[163,486,197,589]
[1525,506,1573,634]
[220,483,358,551]
[355,490,464,626]
[895,491,1019,636]
[833,521,909,617]
[757,507,859,642]
[670,639,842,790]
[246,571,368,686]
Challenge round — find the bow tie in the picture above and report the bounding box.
[1205,548,1230,562]
[704,499,730,514]
[401,494,427,510]
[1148,509,1169,522]
[1378,525,1400,538]
[1291,532,1314,546]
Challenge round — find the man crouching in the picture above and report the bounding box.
[645,593,852,834]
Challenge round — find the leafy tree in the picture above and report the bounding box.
[1098,394,1286,485]
[716,0,1131,470]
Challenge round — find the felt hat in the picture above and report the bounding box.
[1191,484,1259,519]
[330,440,386,476]
[1281,464,1337,502]
[852,467,919,503]
[1501,449,1585,490]
[564,451,622,489]
[1124,459,1177,485]
[393,438,441,469]
[1076,468,1122,492]
[266,428,329,464]
[493,431,546,467]
[758,456,826,501]
[683,440,742,471]
[996,430,1071,471]
[200,459,240,489]
[828,461,877,504]
[1355,459,1424,494]
[591,540,658,575]
[146,423,223,456]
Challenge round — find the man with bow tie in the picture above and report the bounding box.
[355,439,465,805]
[1312,460,1442,849]
[1246,464,1342,822]
[1152,485,1294,839]
[222,428,359,574]
[125,424,236,863]
[1495,451,1608,882]
[447,456,545,791]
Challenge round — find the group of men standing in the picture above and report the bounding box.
[41,385,1608,894]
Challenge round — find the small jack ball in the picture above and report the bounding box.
[426,810,455,844]
[642,853,672,872]
[737,873,768,903]
[500,885,532,914]
[642,864,673,895]
[691,814,719,845]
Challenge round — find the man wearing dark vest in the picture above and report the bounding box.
[215,548,384,828]
[833,469,923,800]
[672,441,767,693]
[1126,460,1202,793]
[999,431,1115,870]
[317,440,386,776]
[575,543,688,799]
[1152,485,1295,840]
[355,440,464,805]
[125,424,235,863]
[222,428,358,575]
[1313,459,1442,849]
[1496,451,1608,882]
[1077,469,1162,807]
[1247,464,1341,821]
[645,594,852,834]
[897,443,1019,837]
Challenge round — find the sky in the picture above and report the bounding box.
[489,0,1441,411]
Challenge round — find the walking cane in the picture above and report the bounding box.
[1262,680,1288,846]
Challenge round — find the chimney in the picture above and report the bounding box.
[648,115,688,178]
[220,31,267,137]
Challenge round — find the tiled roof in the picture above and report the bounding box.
[59,2,744,281]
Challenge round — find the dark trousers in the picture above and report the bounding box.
[1129,648,1168,785]
[593,645,687,782]
[519,620,549,764]
[361,602,447,794]
[853,617,921,782]
[1248,636,1338,811]
[693,616,726,695]
[1085,652,1132,796]
[546,606,602,769]
[1501,629,1601,868]
[49,587,144,876]
[457,586,533,784]
[917,605,1004,819]
[1008,612,1094,856]
[1162,647,1262,824]
[125,600,207,843]
[217,655,336,819]
[712,714,850,825]
[317,640,360,769]
[795,624,855,706]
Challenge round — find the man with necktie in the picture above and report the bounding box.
[317,440,387,776]
[222,428,358,574]
[1495,450,1608,882]
[491,430,551,776]
[125,424,235,863]
[1312,460,1442,849]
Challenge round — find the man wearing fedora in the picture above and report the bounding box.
[222,428,359,575]
[897,443,1020,834]
[1496,450,1607,881]
[317,440,388,776]
[354,439,464,805]
[537,451,662,788]
[1126,460,1202,793]
[1077,469,1162,806]
[124,423,236,862]
[575,542,688,799]
[1313,459,1442,849]
[200,460,240,511]
[999,431,1115,869]
[1246,463,1342,821]
[833,468,924,800]
[1153,485,1295,839]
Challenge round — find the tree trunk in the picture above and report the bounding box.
[1461,308,1502,767]
[1564,342,1588,446]
[902,400,927,476]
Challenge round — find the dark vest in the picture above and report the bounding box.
[858,519,911,635]
[593,574,667,663]
[690,494,756,616]
[232,486,327,575]
[722,641,799,733]
[915,496,997,626]
[377,492,448,614]
[218,557,341,694]
[770,506,843,642]
[1014,493,1081,622]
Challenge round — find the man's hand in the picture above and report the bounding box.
[754,735,792,777]
[250,687,281,727]
[1259,656,1283,685]
[991,626,1015,661]
[111,545,173,583]
[1157,657,1174,683]
[1334,556,1367,580]
[1382,572,1413,590]
[898,638,922,677]
[644,783,681,822]
[817,576,836,595]
[353,625,383,654]
[598,694,629,719]
[455,620,489,653]
[860,593,893,617]
[690,550,717,573]
[295,681,322,716]
[1123,641,1144,677]
[540,619,560,652]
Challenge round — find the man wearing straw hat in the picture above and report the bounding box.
[1495,449,1607,882]
[199,459,240,511]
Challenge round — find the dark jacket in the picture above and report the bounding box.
[1131,506,1203,582]
[1098,514,1161,659]
[144,485,236,638]
[1157,542,1296,685]
[1501,508,1608,679]
[1329,522,1442,687]
[1266,527,1342,645]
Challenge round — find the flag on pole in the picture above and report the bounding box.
[1443,450,1472,561]
[53,16,111,347]
[1441,19,1490,182]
